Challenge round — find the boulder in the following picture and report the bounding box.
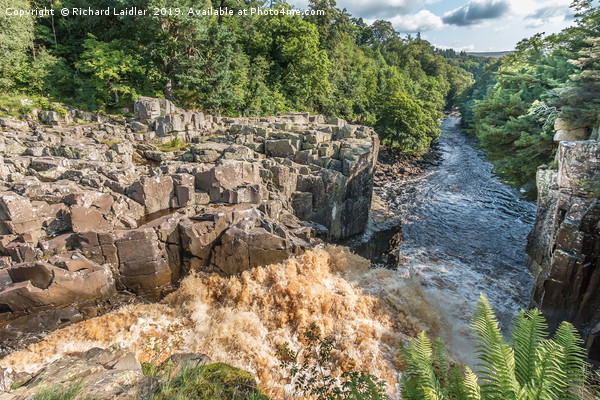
[196,160,264,204]
[0,258,115,316]
[211,224,297,275]
[114,228,172,296]
[553,118,590,142]
[265,138,301,157]
[133,97,161,123]
[7,345,151,400]
[126,176,174,214]
[0,193,42,235]
[0,118,28,131]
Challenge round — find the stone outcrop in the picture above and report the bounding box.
[553,118,593,143]
[0,345,152,400]
[526,140,600,359]
[0,345,262,400]
[0,97,379,349]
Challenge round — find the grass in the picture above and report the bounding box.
[31,383,82,400]
[100,139,122,148]
[0,94,67,119]
[157,137,190,152]
[144,362,269,400]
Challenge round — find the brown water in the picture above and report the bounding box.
[0,246,440,398]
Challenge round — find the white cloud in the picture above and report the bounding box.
[435,43,476,51]
[293,0,440,18]
[390,10,444,32]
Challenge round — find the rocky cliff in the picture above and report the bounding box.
[0,97,379,353]
[526,119,600,359]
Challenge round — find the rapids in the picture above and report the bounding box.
[0,117,536,397]
[0,246,440,398]
[378,117,536,363]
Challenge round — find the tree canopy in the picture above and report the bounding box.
[0,0,478,154]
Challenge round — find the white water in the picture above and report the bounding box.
[379,117,536,364]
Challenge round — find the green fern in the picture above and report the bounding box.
[511,309,548,386]
[463,367,482,400]
[471,294,519,399]
[401,332,446,400]
[551,322,586,399]
[401,295,594,400]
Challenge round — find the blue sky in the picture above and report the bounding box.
[292,0,577,51]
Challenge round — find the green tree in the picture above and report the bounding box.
[556,37,600,127]
[250,6,331,111]
[375,67,441,154]
[76,36,147,108]
[0,0,34,92]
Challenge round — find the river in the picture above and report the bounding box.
[377,117,537,362]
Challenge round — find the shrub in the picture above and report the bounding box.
[276,323,389,400]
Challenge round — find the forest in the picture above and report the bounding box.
[2,1,599,183]
[459,0,600,186]
[0,0,481,155]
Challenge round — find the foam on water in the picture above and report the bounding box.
[0,246,441,398]
[379,117,537,365]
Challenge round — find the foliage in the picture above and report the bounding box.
[0,0,34,92]
[144,362,269,400]
[0,94,68,118]
[401,295,594,400]
[158,137,189,152]
[0,0,479,154]
[31,383,82,400]
[276,322,389,399]
[76,35,148,108]
[461,0,600,187]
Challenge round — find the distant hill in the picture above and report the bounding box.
[467,51,514,58]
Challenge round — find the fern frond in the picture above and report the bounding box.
[511,308,548,386]
[471,294,520,399]
[463,367,482,400]
[432,338,449,389]
[446,365,469,400]
[552,322,587,399]
[402,331,447,400]
[529,339,566,400]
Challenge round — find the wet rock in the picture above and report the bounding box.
[114,228,172,297]
[211,214,305,275]
[0,257,115,317]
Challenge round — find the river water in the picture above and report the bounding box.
[377,117,537,362]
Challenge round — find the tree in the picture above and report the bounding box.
[76,36,147,108]
[375,68,441,154]
[0,0,34,92]
[251,7,331,111]
[556,37,600,127]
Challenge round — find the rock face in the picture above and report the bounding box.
[0,345,262,400]
[1,345,152,400]
[0,97,379,349]
[526,140,600,359]
[553,118,592,143]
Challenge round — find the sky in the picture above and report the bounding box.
[292,0,578,52]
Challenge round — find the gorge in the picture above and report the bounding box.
[0,98,598,398]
